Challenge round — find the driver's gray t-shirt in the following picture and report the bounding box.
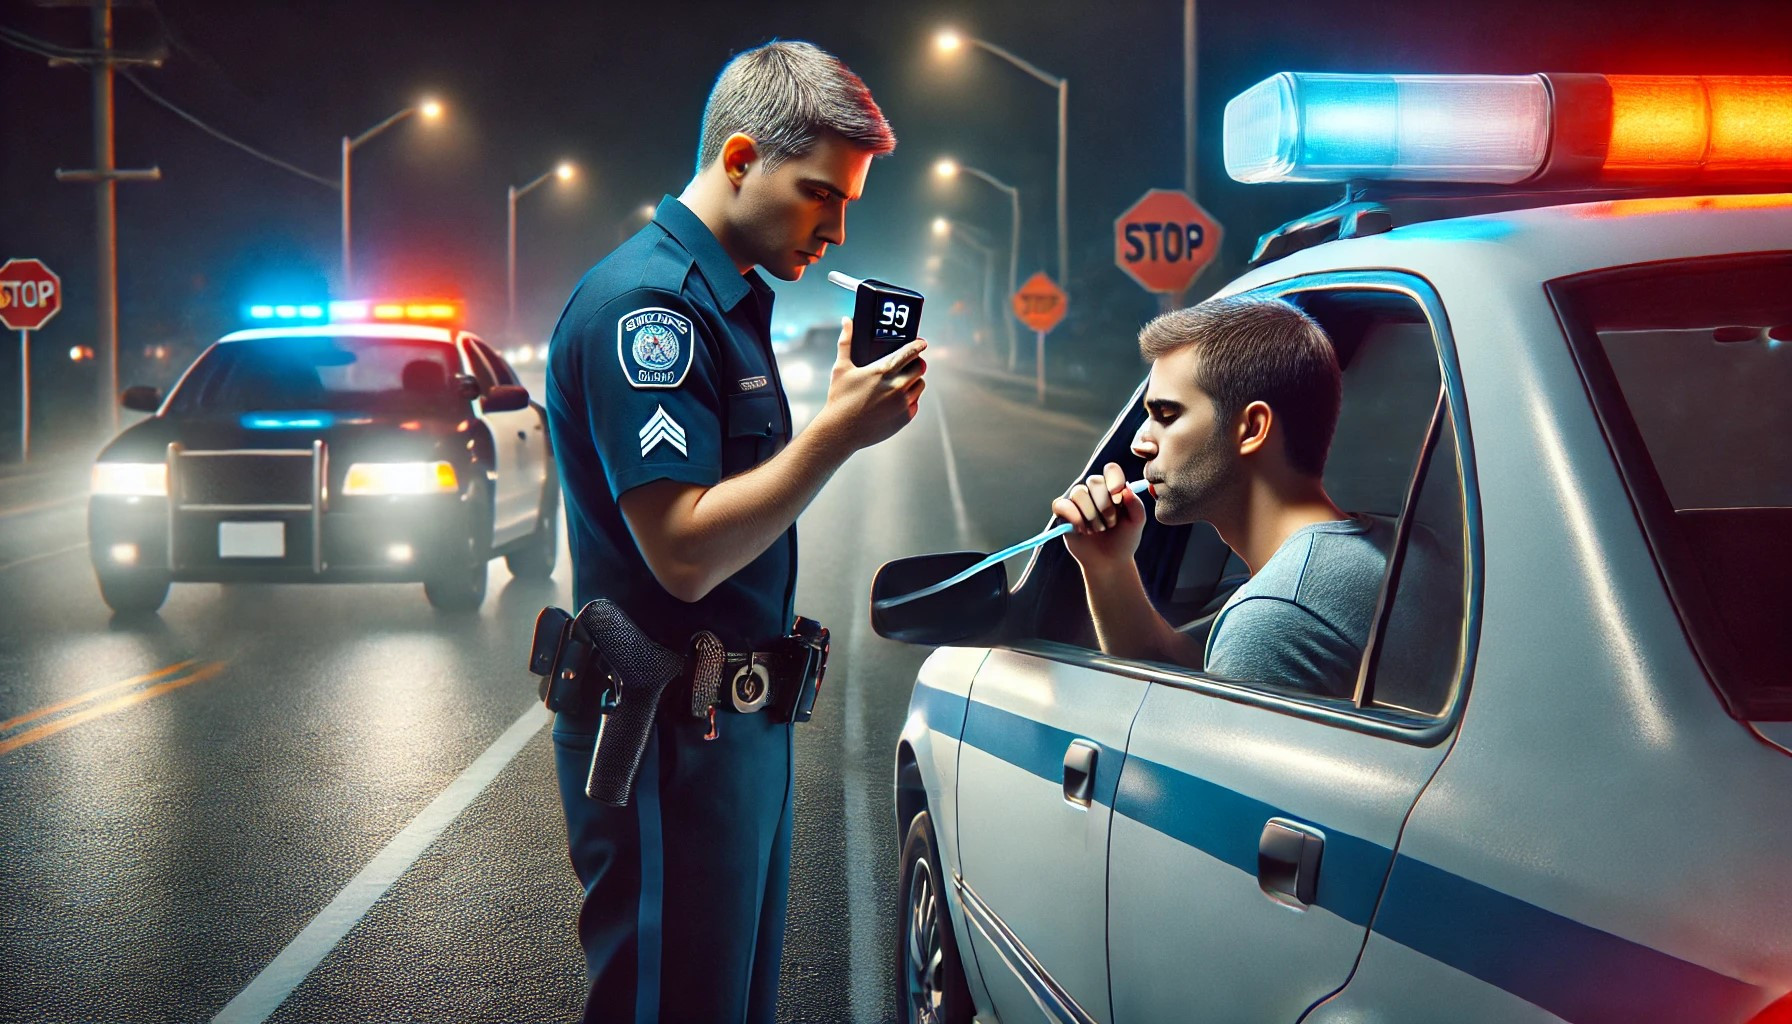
[1203,516,1394,697]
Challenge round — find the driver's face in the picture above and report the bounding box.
[733,132,873,282]
[1131,346,1239,526]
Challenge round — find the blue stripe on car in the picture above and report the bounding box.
[911,685,1760,1020]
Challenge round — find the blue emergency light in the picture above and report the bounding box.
[1224,72,1792,185]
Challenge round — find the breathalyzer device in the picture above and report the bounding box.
[828,271,925,367]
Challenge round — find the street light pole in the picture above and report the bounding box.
[341,100,442,293]
[934,218,999,343]
[936,160,1022,370]
[941,34,1069,289]
[507,162,575,338]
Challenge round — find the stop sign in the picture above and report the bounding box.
[0,259,62,331]
[1114,190,1224,294]
[1012,272,1068,333]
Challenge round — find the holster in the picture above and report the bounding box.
[529,599,683,807]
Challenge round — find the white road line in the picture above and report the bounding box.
[934,398,972,546]
[0,542,87,575]
[212,703,551,1024]
[0,493,85,520]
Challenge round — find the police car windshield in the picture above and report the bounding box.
[167,335,462,416]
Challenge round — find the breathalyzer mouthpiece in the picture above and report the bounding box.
[827,271,864,292]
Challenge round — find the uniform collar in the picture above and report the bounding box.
[653,196,768,313]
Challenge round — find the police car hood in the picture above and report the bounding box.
[97,410,468,463]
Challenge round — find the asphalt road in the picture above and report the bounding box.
[0,359,1133,1024]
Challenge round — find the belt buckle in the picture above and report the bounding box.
[729,653,772,714]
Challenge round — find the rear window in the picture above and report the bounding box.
[1552,254,1792,719]
[169,335,462,415]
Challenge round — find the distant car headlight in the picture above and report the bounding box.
[92,461,167,496]
[342,461,458,496]
[782,360,816,390]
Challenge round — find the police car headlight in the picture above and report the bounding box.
[782,360,815,390]
[342,461,459,496]
[92,461,168,497]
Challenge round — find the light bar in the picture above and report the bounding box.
[1224,73,1551,184]
[1224,72,1792,186]
[243,298,464,325]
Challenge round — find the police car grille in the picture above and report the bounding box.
[178,453,314,506]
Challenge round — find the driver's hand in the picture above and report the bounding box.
[1053,462,1147,573]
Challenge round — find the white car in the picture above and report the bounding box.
[877,72,1792,1024]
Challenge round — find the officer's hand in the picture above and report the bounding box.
[1052,462,1147,574]
[814,316,927,452]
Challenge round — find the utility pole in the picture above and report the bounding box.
[51,0,161,432]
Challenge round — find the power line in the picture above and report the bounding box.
[119,70,340,190]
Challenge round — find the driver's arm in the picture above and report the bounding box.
[1079,563,1206,668]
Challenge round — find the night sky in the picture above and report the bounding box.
[6,0,1792,442]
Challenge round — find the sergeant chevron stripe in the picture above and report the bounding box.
[639,405,688,457]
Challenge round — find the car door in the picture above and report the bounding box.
[1104,278,1478,1023]
[951,406,1182,1024]
[472,338,547,537]
[459,335,532,544]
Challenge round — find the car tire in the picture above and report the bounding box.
[98,572,170,615]
[505,501,557,580]
[425,484,491,611]
[898,809,974,1024]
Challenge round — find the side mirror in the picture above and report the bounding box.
[482,384,530,413]
[870,551,1008,646]
[120,385,162,413]
[452,373,481,400]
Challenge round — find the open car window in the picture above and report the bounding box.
[1009,282,1472,722]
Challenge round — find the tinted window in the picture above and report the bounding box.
[168,336,461,415]
[460,340,499,391]
[1553,254,1792,719]
[471,339,520,387]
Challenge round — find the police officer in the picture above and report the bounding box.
[544,40,923,1024]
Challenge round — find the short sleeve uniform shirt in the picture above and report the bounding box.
[545,196,795,652]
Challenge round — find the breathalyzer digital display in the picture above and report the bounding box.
[828,271,925,366]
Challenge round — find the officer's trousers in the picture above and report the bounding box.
[554,700,794,1024]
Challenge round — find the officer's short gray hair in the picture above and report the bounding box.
[697,40,896,173]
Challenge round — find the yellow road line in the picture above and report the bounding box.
[0,659,199,733]
[0,661,228,758]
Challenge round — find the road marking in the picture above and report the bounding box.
[212,703,551,1024]
[934,398,972,547]
[0,542,88,575]
[0,658,198,733]
[0,661,227,758]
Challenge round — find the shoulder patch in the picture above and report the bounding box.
[616,306,695,389]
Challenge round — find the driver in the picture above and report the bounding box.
[1052,296,1393,696]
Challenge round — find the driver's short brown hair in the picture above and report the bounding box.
[1139,296,1342,477]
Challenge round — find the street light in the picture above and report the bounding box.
[934,29,1068,289]
[340,97,444,292]
[935,157,1021,369]
[509,160,578,336]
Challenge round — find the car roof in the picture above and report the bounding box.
[1223,192,1792,294]
[216,323,458,344]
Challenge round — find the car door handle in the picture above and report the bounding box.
[1258,818,1324,906]
[516,431,527,440]
[1062,740,1098,806]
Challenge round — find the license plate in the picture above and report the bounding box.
[218,521,285,558]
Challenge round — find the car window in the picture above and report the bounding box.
[460,338,499,392]
[470,338,521,387]
[1015,284,1472,718]
[166,336,461,415]
[1552,254,1792,720]
[1359,402,1468,717]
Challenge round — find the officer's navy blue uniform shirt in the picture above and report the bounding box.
[546,196,795,652]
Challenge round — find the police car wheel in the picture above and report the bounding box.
[424,485,491,611]
[97,572,170,615]
[898,809,973,1024]
[505,502,557,580]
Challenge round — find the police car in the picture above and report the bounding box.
[89,299,559,613]
[876,73,1792,1024]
